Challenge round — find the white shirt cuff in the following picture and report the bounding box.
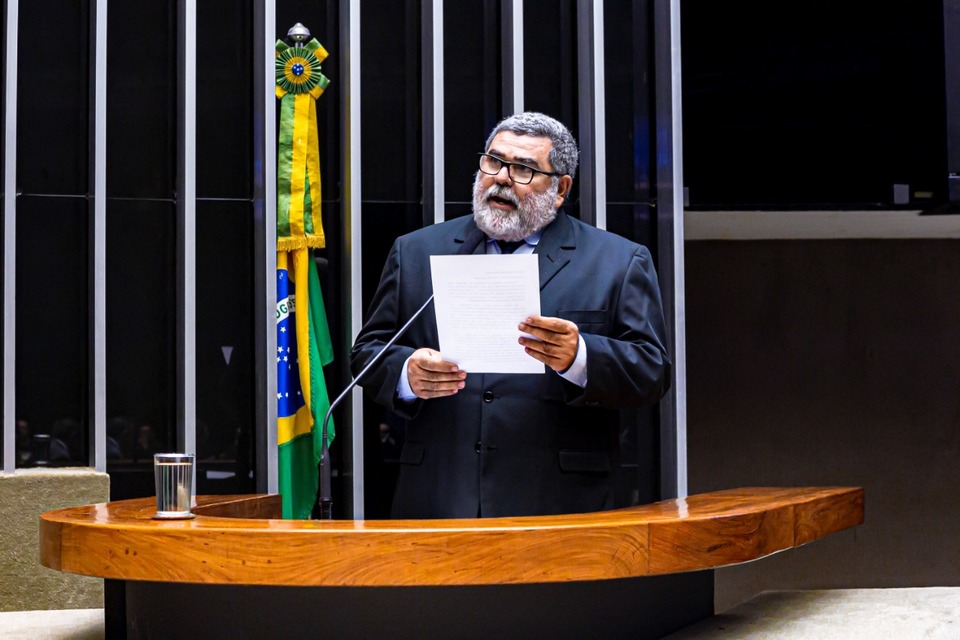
[396,354,417,401]
[559,335,588,388]
[398,337,587,396]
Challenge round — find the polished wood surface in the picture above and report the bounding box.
[40,487,863,587]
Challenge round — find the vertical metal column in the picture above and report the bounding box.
[343,0,364,517]
[501,0,523,115]
[88,0,108,471]
[576,0,606,230]
[944,0,960,204]
[654,0,687,499]
[422,0,444,226]
[176,0,197,458]
[1,0,17,473]
[253,0,278,494]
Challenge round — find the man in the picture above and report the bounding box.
[351,112,670,519]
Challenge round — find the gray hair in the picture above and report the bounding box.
[484,112,579,180]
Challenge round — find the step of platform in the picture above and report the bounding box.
[666,588,960,639]
[0,608,103,640]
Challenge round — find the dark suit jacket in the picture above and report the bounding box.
[350,211,671,518]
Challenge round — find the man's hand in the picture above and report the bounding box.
[518,316,579,372]
[407,348,466,399]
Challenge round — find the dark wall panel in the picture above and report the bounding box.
[197,0,254,200]
[444,0,502,209]
[685,239,960,611]
[106,1,176,199]
[16,0,89,195]
[682,2,947,209]
[105,201,177,474]
[523,0,580,218]
[15,197,88,466]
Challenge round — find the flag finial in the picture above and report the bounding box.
[288,23,310,46]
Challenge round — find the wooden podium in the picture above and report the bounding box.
[40,487,863,639]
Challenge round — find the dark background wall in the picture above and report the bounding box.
[684,239,960,611]
[681,0,947,210]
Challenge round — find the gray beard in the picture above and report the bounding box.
[471,172,559,242]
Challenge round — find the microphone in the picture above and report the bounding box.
[315,224,486,519]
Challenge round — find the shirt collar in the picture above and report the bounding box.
[484,228,544,247]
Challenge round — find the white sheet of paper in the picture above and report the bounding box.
[430,254,543,374]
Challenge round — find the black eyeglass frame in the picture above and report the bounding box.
[477,153,563,184]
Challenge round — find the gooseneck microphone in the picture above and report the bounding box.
[316,294,434,519]
[316,225,486,519]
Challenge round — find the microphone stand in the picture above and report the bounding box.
[316,225,484,519]
[317,294,435,519]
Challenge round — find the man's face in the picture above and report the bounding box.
[472,131,570,242]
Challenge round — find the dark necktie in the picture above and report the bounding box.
[496,239,525,254]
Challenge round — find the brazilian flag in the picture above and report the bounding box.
[275,36,333,519]
[276,249,332,519]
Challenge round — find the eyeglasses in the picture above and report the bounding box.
[478,153,562,185]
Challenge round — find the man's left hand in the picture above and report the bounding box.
[518,316,579,372]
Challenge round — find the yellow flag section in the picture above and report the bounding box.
[276,248,333,519]
[276,38,329,252]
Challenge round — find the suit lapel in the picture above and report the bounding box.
[534,211,574,290]
[453,219,487,255]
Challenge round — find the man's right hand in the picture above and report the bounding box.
[407,348,466,399]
